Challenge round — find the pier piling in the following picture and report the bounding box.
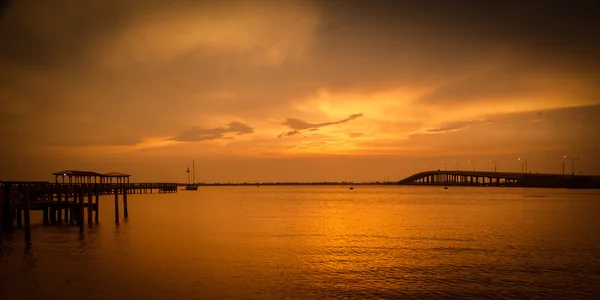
[95,186,99,223]
[17,206,22,228]
[23,189,31,242]
[87,185,93,225]
[78,186,84,231]
[49,184,55,224]
[0,186,3,241]
[69,199,75,226]
[64,187,69,223]
[123,187,128,219]
[114,188,119,223]
[1,183,8,230]
[57,185,62,224]
[43,207,49,225]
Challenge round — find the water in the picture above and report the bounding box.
[1,186,599,299]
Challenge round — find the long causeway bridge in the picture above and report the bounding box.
[398,170,600,189]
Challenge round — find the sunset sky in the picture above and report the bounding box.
[1,0,599,182]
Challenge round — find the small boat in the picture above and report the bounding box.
[183,160,199,190]
[349,187,354,190]
[183,184,198,191]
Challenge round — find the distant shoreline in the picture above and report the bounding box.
[176,182,600,189]
[177,182,392,186]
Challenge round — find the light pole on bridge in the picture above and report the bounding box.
[518,157,533,173]
[441,161,448,170]
[454,160,462,171]
[489,159,500,172]
[468,160,478,171]
[564,155,583,175]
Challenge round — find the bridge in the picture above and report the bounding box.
[398,170,600,189]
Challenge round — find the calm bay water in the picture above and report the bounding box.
[1,186,599,299]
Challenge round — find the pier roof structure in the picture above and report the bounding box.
[103,172,130,177]
[52,170,104,184]
[52,170,103,177]
[103,172,131,183]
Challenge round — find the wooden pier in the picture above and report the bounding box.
[0,181,178,243]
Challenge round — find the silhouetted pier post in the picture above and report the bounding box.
[48,184,55,224]
[41,184,50,225]
[78,185,84,231]
[42,206,49,225]
[16,204,22,228]
[69,187,75,225]
[87,184,93,225]
[114,187,119,223]
[123,186,128,219]
[23,189,31,242]
[0,185,3,240]
[1,183,9,230]
[95,185,99,223]
[56,184,62,224]
[64,186,69,223]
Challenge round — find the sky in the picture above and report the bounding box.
[1,0,599,182]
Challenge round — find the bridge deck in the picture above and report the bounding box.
[398,170,600,188]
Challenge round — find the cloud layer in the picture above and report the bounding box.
[278,113,363,137]
[170,122,253,142]
[1,0,599,181]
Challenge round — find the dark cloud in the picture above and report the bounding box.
[426,120,489,133]
[321,0,600,54]
[0,1,132,70]
[278,130,302,138]
[2,0,598,80]
[227,121,254,135]
[316,0,600,89]
[52,136,144,147]
[424,104,600,134]
[417,72,535,107]
[278,113,363,138]
[170,121,253,142]
[284,113,363,130]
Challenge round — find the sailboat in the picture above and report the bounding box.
[184,160,199,190]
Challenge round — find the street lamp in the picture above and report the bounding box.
[454,160,462,171]
[489,159,500,172]
[441,161,448,170]
[564,155,583,175]
[518,158,533,173]
[469,160,478,171]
